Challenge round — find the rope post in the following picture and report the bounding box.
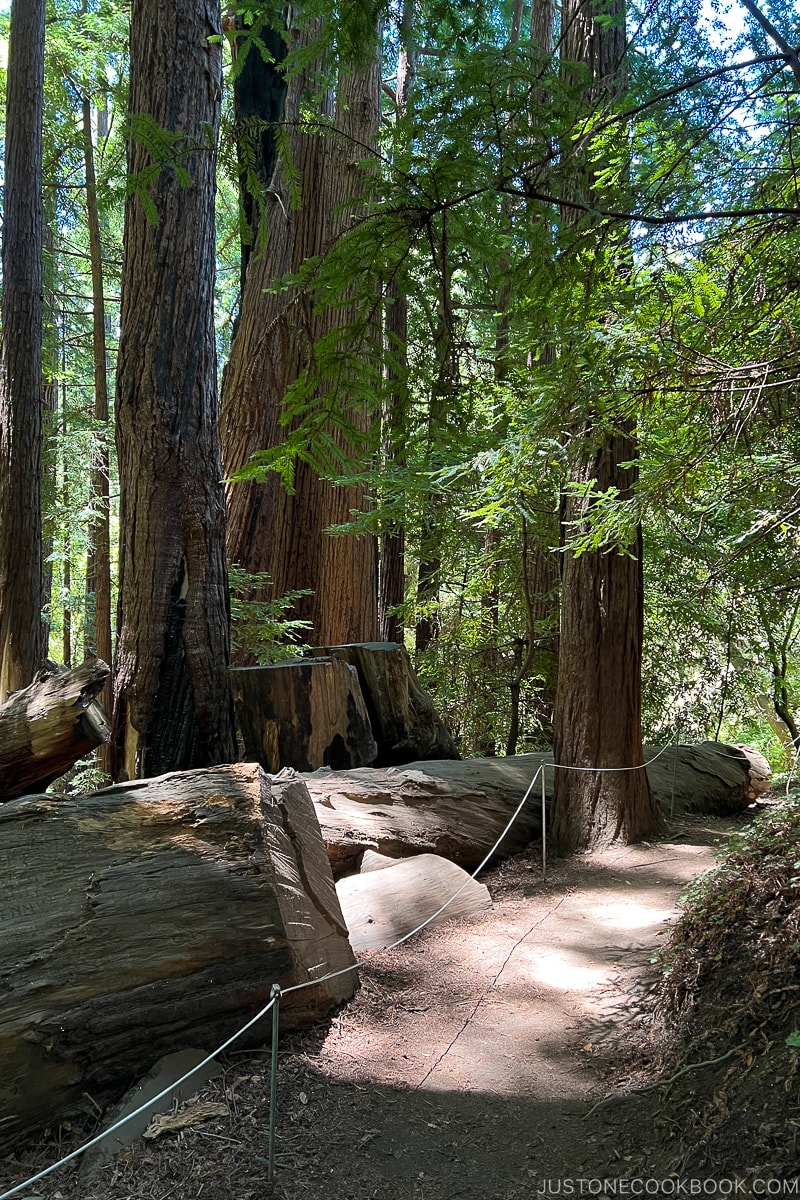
[268,983,281,1183]
[669,723,681,820]
[541,763,547,883]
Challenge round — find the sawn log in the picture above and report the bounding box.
[0,763,355,1146]
[230,657,377,772]
[0,658,111,800]
[336,852,492,951]
[304,742,771,878]
[312,641,460,765]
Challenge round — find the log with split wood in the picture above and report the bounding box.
[0,763,355,1147]
[230,641,460,774]
[304,742,772,878]
[0,658,111,800]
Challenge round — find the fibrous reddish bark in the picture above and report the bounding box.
[0,0,46,701]
[112,0,236,779]
[221,24,381,650]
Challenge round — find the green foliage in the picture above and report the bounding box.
[228,565,313,663]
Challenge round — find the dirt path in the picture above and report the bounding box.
[1,819,737,1200]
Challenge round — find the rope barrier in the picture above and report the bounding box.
[0,727,694,1199]
[0,765,545,1200]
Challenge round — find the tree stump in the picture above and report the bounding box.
[0,763,355,1146]
[313,641,460,765]
[230,657,377,772]
[0,658,111,801]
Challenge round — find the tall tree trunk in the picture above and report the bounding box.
[221,23,381,653]
[379,0,416,645]
[415,213,457,655]
[228,12,288,297]
[41,218,59,652]
[111,0,236,780]
[551,0,661,850]
[81,97,113,761]
[61,376,72,668]
[0,0,46,701]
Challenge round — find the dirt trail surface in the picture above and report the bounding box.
[0,818,740,1200]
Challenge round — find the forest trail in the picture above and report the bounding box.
[2,816,740,1200]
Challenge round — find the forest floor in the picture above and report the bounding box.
[2,806,797,1200]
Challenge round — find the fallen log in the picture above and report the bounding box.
[230,657,377,772]
[304,742,771,877]
[336,852,492,951]
[312,641,460,765]
[0,763,355,1146]
[305,755,545,878]
[0,658,111,801]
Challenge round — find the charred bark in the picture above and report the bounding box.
[112,0,236,779]
[222,23,381,651]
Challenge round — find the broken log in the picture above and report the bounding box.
[0,658,111,801]
[230,657,377,772]
[312,641,460,765]
[304,742,771,878]
[0,763,355,1146]
[336,852,492,951]
[305,755,545,878]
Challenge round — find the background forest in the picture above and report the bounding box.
[1,0,799,783]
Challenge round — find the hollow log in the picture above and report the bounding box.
[230,657,377,772]
[304,742,771,878]
[313,641,460,765]
[336,852,492,951]
[0,763,355,1146]
[0,658,111,801]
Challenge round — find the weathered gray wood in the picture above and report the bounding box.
[230,657,377,772]
[0,657,111,800]
[336,853,492,951]
[305,742,771,877]
[306,755,545,877]
[313,641,460,765]
[0,763,355,1146]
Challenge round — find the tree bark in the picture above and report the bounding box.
[305,742,770,878]
[81,95,113,758]
[0,0,46,701]
[112,0,236,780]
[0,763,355,1146]
[221,22,381,651]
[230,657,378,772]
[379,0,416,645]
[553,464,662,849]
[552,0,661,851]
[313,641,460,764]
[0,658,111,800]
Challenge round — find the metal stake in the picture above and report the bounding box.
[541,763,547,883]
[268,983,281,1183]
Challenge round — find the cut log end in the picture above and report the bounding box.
[0,658,111,800]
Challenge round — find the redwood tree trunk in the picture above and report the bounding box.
[552,429,661,848]
[0,0,45,701]
[82,96,113,753]
[221,25,380,652]
[551,0,661,851]
[112,0,236,780]
[379,1,416,645]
